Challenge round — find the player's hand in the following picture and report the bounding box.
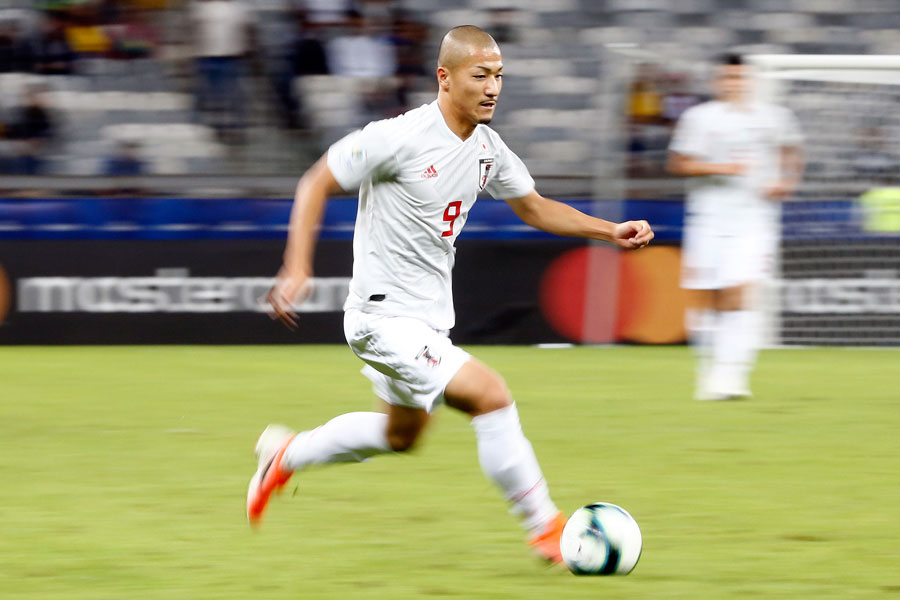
[613,220,654,249]
[265,267,311,330]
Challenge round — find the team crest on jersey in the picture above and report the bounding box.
[478,158,494,191]
[416,345,441,368]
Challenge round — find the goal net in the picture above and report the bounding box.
[749,55,900,346]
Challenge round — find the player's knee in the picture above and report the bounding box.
[444,361,513,416]
[386,429,419,452]
[476,374,513,415]
[385,404,428,452]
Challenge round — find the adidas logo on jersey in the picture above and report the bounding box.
[421,165,438,179]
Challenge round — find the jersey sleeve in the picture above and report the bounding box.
[327,120,396,191]
[668,106,708,159]
[484,140,535,200]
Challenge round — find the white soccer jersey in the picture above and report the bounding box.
[669,100,803,235]
[327,100,535,330]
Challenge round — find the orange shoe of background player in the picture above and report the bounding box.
[527,511,567,564]
[246,425,296,527]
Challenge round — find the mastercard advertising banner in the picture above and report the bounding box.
[539,245,688,345]
[0,239,688,345]
[0,196,689,345]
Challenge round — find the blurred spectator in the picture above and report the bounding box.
[390,9,427,107]
[626,63,665,177]
[627,63,663,124]
[64,1,113,58]
[5,84,54,175]
[626,121,650,178]
[0,19,31,73]
[97,0,122,25]
[279,9,329,129]
[107,5,159,60]
[486,7,518,44]
[104,140,145,176]
[290,11,328,77]
[326,10,395,78]
[103,140,147,196]
[625,67,703,178]
[661,73,701,125]
[191,0,255,140]
[30,15,75,75]
[324,9,400,122]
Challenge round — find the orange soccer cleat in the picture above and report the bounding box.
[527,511,567,564]
[246,425,296,527]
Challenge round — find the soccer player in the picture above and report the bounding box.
[248,25,654,563]
[667,53,804,400]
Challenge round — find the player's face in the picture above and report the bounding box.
[448,47,503,126]
[715,64,751,103]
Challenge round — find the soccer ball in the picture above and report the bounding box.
[560,502,642,575]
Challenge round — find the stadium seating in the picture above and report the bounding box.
[1,0,897,190]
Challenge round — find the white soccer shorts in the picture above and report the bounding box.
[681,228,776,290]
[343,308,471,413]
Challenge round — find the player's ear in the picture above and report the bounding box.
[437,66,451,91]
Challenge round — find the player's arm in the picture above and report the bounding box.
[666,151,747,177]
[764,145,804,200]
[504,189,654,249]
[268,154,345,329]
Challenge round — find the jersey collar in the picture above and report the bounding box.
[431,100,478,145]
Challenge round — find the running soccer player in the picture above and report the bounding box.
[249,25,654,563]
[668,53,804,400]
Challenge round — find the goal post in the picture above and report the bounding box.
[748,54,900,346]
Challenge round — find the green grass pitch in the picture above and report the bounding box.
[1,345,898,599]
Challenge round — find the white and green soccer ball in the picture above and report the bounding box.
[560,502,642,576]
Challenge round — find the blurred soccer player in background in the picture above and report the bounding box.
[248,25,654,563]
[668,53,804,400]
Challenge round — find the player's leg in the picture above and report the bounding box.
[248,403,431,526]
[281,410,399,469]
[265,401,428,473]
[346,312,565,560]
[709,282,757,398]
[444,359,565,563]
[248,311,454,525]
[247,397,431,527]
[707,232,773,399]
[247,407,397,526]
[685,288,718,397]
[681,226,722,399]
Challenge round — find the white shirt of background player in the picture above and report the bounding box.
[670,99,803,232]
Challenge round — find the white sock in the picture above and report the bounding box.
[730,309,760,388]
[282,412,392,470]
[686,307,716,383]
[471,403,559,533]
[712,310,757,392]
